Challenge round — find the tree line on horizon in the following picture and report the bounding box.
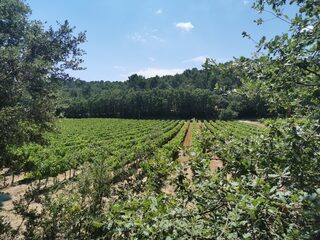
[58,59,271,119]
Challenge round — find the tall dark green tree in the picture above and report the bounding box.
[0,0,86,167]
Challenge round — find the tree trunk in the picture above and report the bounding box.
[287,105,292,118]
[3,174,6,187]
[11,173,14,185]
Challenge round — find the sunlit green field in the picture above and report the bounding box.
[11,118,265,183]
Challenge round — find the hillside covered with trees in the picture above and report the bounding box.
[58,59,270,119]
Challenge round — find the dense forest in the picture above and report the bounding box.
[58,60,270,119]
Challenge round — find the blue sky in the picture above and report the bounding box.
[26,0,294,81]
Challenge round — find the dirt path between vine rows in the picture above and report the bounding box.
[182,122,192,148]
[162,122,194,196]
[177,123,193,180]
[239,120,265,128]
[0,169,80,231]
[201,122,224,172]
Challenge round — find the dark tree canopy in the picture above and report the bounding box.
[58,60,270,119]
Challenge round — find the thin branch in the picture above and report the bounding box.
[0,70,14,82]
[243,32,259,45]
[263,10,291,24]
[263,17,278,22]
[302,67,320,78]
[292,80,319,87]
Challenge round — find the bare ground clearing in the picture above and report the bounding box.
[210,156,224,172]
[0,169,80,232]
[239,120,265,128]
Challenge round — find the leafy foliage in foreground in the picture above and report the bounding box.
[0,0,85,167]
[105,120,319,239]
[241,0,319,117]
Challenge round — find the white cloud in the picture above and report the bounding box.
[150,34,164,42]
[130,32,146,43]
[183,56,209,64]
[175,22,194,32]
[149,57,155,62]
[132,68,184,78]
[129,29,164,43]
[155,9,162,15]
[301,25,314,33]
[243,0,250,5]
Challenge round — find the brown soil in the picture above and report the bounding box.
[0,169,80,231]
[112,168,144,191]
[161,182,176,196]
[182,123,192,147]
[210,157,224,172]
[178,123,193,180]
[184,166,193,180]
[162,122,194,195]
[1,169,29,188]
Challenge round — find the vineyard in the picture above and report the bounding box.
[1,119,263,185]
[0,120,259,232]
[1,118,319,239]
[1,119,319,239]
[1,0,319,238]
[0,117,313,239]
